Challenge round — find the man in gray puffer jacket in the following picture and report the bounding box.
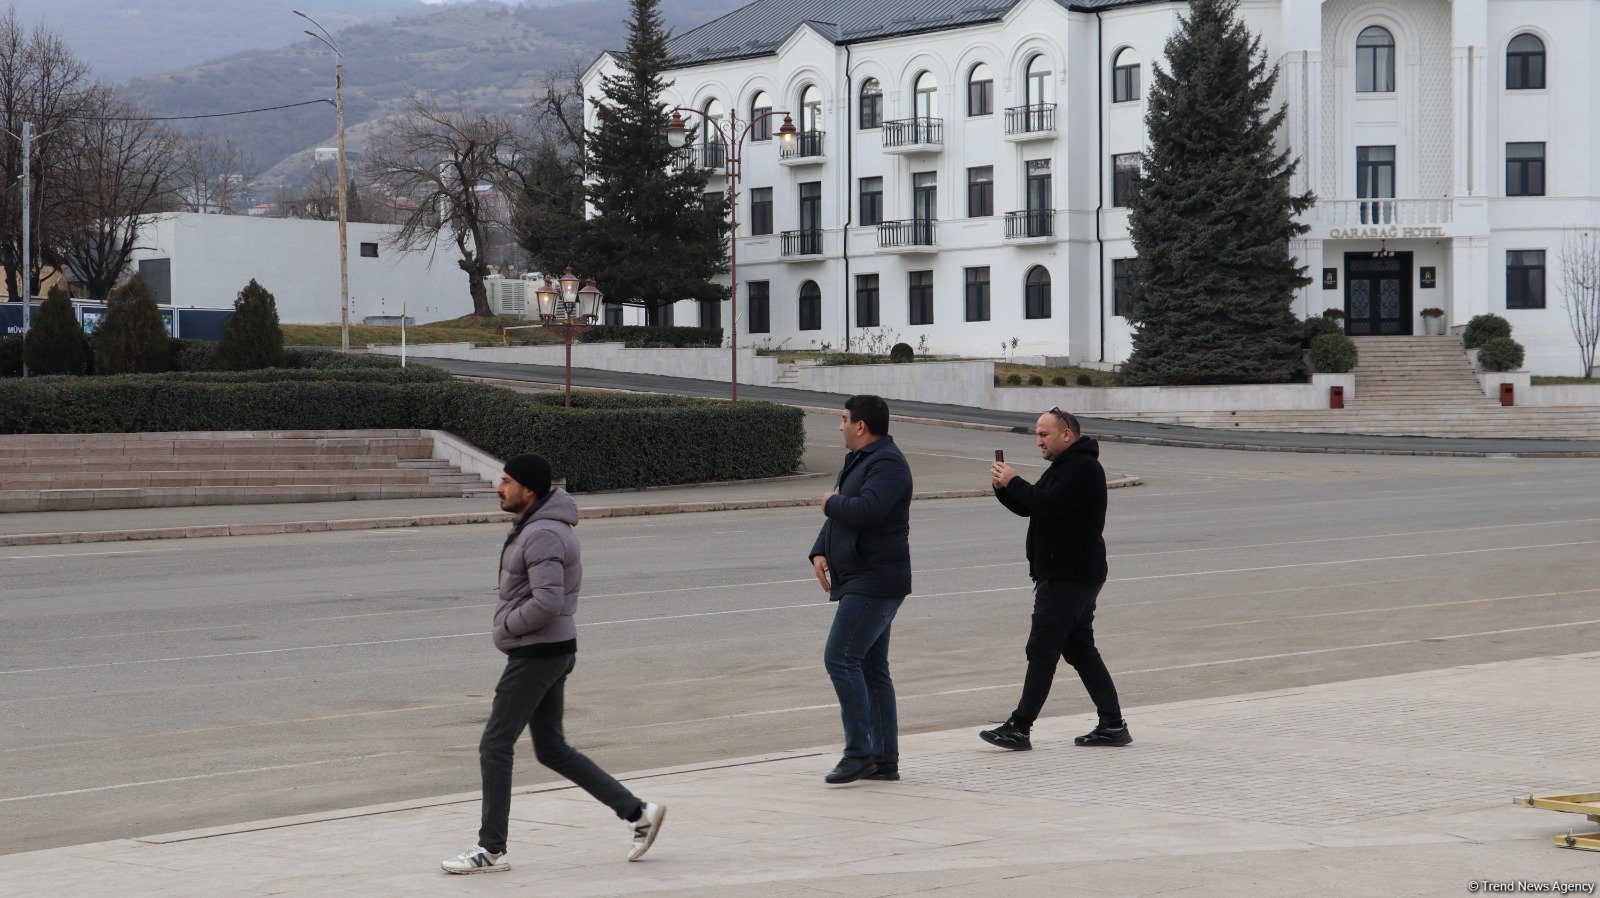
[442,453,666,876]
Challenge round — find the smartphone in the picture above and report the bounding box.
[994,449,1005,463]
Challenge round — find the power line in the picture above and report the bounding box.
[66,98,333,123]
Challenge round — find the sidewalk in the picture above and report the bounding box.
[7,653,1596,896]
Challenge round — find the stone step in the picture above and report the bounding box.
[0,483,470,513]
[0,470,437,490]
[0,455,411,473]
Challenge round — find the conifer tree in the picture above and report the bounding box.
[24,286,91,375]
[93,273,169,374]
[213,279,286,370]
[1119,0,1314,385]
[577,0,727,325]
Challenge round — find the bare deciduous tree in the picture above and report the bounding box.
[516,67,587,275]
[173,131,252,214]
[1559,228,1600,378]
[363,94,527,317]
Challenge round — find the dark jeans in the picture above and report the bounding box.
[823,592,903,763]
[478,653,641,855]
[1012,579,1123,729]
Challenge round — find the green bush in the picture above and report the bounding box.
[1075,373,1094,386]
[578,325,722,348]
[23,287,90,375]
[1027,375,1044,386]
[213,280,285,370]
[1463,314,1512,349]
[0,377,804,492]
[169,339,217,372]
[94,274,169,374]
[889,342,915,363]
[1051,376,1067,386]
[283,348,405,370]
[155,366,449,385]
[1005,373,1022,385]
[1477,336,1525,372]
[1308,332,1359,373]
[1301,316,1343,349]
[0,335,22,377]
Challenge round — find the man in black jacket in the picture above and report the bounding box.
[979,407,1130,751]
[809,394,913,785]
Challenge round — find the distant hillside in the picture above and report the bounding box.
[123,0,746,187]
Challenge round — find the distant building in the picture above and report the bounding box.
[314,147,339,163]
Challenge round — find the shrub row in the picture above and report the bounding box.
[0,377,804,492]
[578,325,722,348]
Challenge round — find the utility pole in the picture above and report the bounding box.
[19,121,31,376]
[296,9,350,352]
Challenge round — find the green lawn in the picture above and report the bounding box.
[282,314,561,347]
[1532,375,1600,385]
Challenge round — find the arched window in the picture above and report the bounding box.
[699,98,725,168]
[859,78,882,129]
[914,71,938,119]
[750,90,772,141]
[1506,33,1546,90]
[800,84,822,132]
[1356,26,1396,93]
[1024,266,1052,320]
[1111,48,1139,103]
[1025,54,1052,107]
[798,280,822,331]
[967,63,993,116]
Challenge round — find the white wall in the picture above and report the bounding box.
[130,213,475,324]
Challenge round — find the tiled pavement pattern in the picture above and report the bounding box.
[3,654,1597,897]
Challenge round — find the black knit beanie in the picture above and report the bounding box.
[503,453,552,496]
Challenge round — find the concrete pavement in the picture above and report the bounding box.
[4,652,1596,897]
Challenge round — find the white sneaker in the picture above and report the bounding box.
[627,801,666,862]
[441,845,509,874]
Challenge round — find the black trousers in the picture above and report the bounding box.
[477,653,642,855]
[1011,578,1123,729]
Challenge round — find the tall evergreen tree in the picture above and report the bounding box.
[24,285,90,375]
[93,272,169,374]
[213,279,286,371]
[578,0,727,325]
[1119,0,1313,385]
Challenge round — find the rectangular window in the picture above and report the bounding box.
[1506,142,1546,197]
[856,274,880,328]
[603,303,624,327]
[1113,63,1140,103]
[752,106,772,141]
[1356,145,1396,223]
[967,77,993,116]
[747,281,771,333]
[137,258,172,305]
[1113,258,1137,318]
[967,166,993,218]
[1112,154,1140,208]
[909,270,934,325]
[799,181,822,232]
[698,299,720,329]
[964,267,991,322]
[1506,250,1546,309]
[913,171,936,224]
[860,91,882,130]
[359,242,379,258]
[750,187,773,235]
[858,177,883,227]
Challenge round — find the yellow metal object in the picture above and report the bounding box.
[1515,792,1600,851]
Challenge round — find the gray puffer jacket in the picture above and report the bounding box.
[493,488,582,653]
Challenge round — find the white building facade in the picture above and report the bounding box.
[129,213,476,325]
[583,0,1600,376]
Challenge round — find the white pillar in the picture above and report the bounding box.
[1451,235,1490,326]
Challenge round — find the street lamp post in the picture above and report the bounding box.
[537,266,604,408]
[295,10,350,353]
[666,107,797,402]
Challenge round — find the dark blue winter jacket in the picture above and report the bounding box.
[807,435,913,600]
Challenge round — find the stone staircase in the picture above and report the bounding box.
[773,363,803,385]
[1098,337,1600,439]
[0,430,496,513]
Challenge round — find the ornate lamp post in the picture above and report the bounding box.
[537,266,604,408]
[665,107,798,402]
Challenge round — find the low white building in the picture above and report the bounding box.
[582,0,1600,376]
[128,213,476,324]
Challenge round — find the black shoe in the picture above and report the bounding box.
[1074,722,1132,747]
[864,762,900,781]
[824,757,878,784]
[978,720,1032,751]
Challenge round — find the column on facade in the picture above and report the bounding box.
[1290,238,1323,317]
[1450,235,1490,325]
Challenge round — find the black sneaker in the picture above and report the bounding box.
[1074,723,1132,747]
[865,762,900,781]
[978,720,1032,751]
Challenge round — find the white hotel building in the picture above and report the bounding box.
[583,0,1600,375]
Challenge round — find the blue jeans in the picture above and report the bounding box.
[824,592,904,763]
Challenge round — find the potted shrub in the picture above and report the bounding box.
[1420,307,1446,336]
[1320,308,1346,322]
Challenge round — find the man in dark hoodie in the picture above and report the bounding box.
[809,394,913,785]
[979,408,1130,752]
[442,453,665,875]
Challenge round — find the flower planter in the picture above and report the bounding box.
[1422,316,1446,336]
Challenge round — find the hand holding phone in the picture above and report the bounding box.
[994,449,1005,463]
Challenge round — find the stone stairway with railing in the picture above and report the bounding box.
[0,430,497,513]
[1097,337,1600,439]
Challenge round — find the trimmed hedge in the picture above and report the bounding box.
[1463,314,1512,349]
[0,335,22,377]
[1301,316,1343,349]
[1477,336,1525,372]
[0,376,804,492]
[578,325,722,348]
[1308,332,1359,373]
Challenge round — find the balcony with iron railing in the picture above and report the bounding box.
[1315,198,1454,233]
[1005,209,1055,240]
[877,219,937,252]
[779,130,826,165]
[881,117,943,154]
[1003,104,1056,140]
[780,228,824,256]
[671,141,727,172]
